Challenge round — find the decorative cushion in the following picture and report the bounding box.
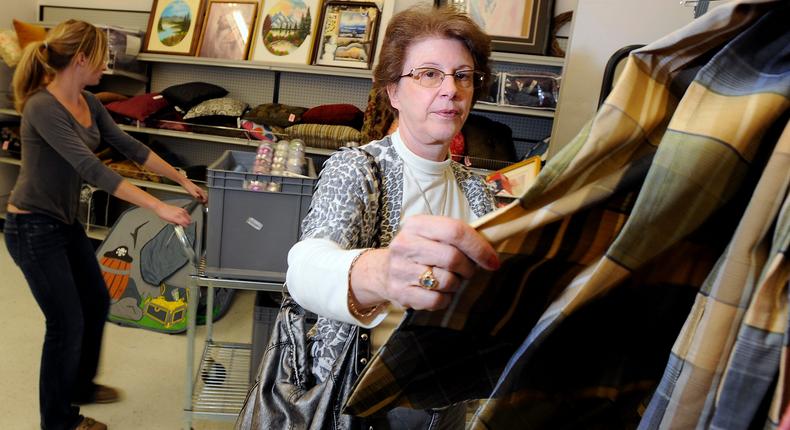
[243,103,307,128]
[240,119,278,141]
[301,104,364,129]
[94,91,129,104]
[461,114,517,170]
[12,19,47,49]
[285,123,363,149]
[183,97,248,120]
[361,88,395,142]
[106,93,170,122]
[0,29,22,68]
[161,82,228,112]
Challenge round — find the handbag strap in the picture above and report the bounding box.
[352,146,385,375]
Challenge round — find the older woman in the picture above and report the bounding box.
[278,5,499,429]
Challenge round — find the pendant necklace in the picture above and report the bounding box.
[404,163,448,216]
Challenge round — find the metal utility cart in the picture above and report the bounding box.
[183,274,281,429]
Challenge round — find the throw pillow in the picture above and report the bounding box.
[94,91,129,104]
[161,82,228,112]
[240,119,278,141]
[461,114,517,170]
[106,93,170,122]
[0,29,22,67]
[12,19,46,49]
[183,97,248,120]
[301,104,364,129]
[243,103,307,128]
[285,123,363,149]
[360,88,395,142]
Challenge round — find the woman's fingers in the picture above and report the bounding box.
[382,215,501,311]
[390,235,478,280]
[398,215,500,270]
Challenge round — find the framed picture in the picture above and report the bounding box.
[143,0,207,55]
[485,156,541,198]
[250,0,322,65]
[436,0,555,55]
[197,0,258,60]
[312,1,381,69]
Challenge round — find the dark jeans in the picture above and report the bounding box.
[4,213,109,430]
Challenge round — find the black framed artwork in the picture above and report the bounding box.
[436,0,555,55]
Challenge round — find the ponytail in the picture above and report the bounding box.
[12,40,51,112]
[11,20,107,113]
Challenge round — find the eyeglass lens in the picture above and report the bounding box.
[411,68,483,88]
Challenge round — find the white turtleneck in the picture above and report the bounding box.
[286,131,477,345]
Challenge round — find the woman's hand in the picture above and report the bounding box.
[351,215,500,311]
[153,201,192,227]
[180,179,208,204]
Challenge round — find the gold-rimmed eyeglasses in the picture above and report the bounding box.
[399,67,486,89]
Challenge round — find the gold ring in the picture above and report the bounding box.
[418,267,439,290]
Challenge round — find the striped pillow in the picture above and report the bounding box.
[285,124,363,149]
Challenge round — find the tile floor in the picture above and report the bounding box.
[0,233,258,430]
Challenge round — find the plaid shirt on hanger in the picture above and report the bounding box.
[342,0,790,428]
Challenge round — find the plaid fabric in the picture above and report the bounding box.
[342,1,790,428]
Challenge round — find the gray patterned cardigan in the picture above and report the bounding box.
[298,135,496,383]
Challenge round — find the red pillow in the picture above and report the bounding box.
[106,93,169,122]
[301,104,364,129]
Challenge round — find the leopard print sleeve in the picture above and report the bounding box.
[299,148,380,250]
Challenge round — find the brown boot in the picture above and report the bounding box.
[74,416,107,430]
[74,384,121,405]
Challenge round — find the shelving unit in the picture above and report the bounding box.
[117,124,338,157]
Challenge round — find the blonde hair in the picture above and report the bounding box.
[13,19,107,112]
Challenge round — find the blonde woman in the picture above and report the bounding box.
[5,20,206,430]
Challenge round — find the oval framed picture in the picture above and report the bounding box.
[143,0,208,55]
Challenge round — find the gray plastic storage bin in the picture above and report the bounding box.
[206,150,318,282]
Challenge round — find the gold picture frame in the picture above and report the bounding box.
[143,0,207,56]
[197,0,259,60]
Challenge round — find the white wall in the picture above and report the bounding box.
[4,0,36,29]
[548,0,695,157]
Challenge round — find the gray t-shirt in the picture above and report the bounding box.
[9,89,151,224]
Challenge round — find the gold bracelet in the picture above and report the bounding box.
[347,249,385,320]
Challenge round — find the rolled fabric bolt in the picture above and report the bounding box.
[266,181,281,192]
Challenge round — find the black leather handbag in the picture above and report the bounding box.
[235,293,370,430]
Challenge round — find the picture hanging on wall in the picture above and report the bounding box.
[436,0,555,55]
[250,0,321,65]
[143,0,207,55]
[312,1,381,69]
[197,0,259,60]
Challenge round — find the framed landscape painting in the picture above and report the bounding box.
[143,0,207,55]
[312,1,381,69]
[250,0,321,64]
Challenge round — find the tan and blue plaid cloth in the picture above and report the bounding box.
[342,0,790,428]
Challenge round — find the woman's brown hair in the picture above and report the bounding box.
[373,5,492,110]
[13,20,107,112]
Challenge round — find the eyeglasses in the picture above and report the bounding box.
[399,67,486,89]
